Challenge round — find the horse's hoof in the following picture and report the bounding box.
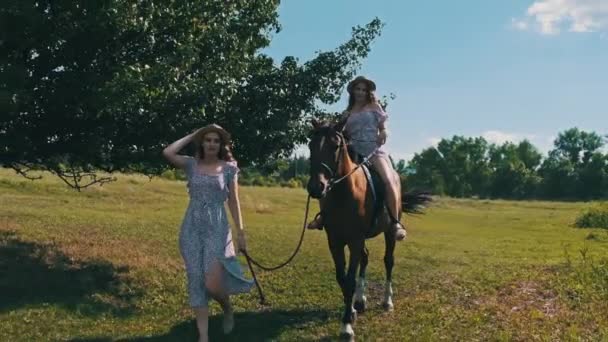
[339,333,355,342]
[339,323,355,341]
[382,301,394,312]
[354,297,367,313]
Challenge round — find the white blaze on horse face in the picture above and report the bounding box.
[318,136,329,169]
[312,135,328,184]
[319,135,326,150]
[316,134,340,179]
[333,137,341,166]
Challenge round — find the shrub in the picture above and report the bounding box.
[160,169,176,180]
[575,203,608,229]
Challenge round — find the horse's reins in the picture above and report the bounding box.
[240,130,378,306]
[240,194,312,305]
[321,131,379,193]
[320,131,403,226]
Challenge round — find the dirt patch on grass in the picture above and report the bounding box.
[254,202,274,214]
[58,229,182,273]
[0,224,181,273]
[0,218,21,231]
[471,271,599,341]
[489,280,560,318]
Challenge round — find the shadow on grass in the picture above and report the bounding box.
[69,308,332,341]
[0,231,140,317]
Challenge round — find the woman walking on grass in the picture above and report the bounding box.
[163,124,253,342]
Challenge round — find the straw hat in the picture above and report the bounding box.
[347,76,377,94]
[193,124,231,144]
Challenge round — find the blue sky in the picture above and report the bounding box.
[264,0,608,161]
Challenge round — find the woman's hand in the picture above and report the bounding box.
[377,129,387,145]
[162,130,199,169]
[236,230,247,253]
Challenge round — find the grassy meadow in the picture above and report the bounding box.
[1,168,607,341]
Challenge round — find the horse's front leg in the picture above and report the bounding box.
[328,237,347,302]
[336,239,364,339]
[327,238,354,337]
[353,244,368,313]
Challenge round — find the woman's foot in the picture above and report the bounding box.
[307,214,324,230]
[393,222,407,241]
[223,308,234,334]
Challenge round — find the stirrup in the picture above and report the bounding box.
[307,212,324,230]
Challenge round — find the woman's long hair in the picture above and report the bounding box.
[346,81,377,111]
[195,132,234,162]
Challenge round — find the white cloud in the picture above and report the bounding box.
[482,130,526,145]
[511,18,530,31]
[534,135,555,154]
[479,130,558,154]
[513,0,608,35]
[391,152,414,163]
[427,137,441,147]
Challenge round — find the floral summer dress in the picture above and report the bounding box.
[179,158,253,307]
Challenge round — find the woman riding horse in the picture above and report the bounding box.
[307,76,407,241]
[306,108,431,339]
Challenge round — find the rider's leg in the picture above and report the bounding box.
[372,155,406,241]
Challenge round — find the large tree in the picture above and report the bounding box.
[405,131,606,200]
[488,140,542,198]
[407,136,491,198]
[539,128,607,199]
[1,0,383,189]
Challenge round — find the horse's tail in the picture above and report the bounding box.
[402,190,433,214]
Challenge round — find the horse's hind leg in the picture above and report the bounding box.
[382,230,396,311]
[354,245,369,313]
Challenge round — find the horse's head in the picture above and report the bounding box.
[306,118,347,199]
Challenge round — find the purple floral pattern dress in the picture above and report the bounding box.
[179,158,253,308]
[344,104,389,159]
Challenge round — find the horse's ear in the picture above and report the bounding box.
[334,117,347,133]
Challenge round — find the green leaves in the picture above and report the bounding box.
[406,129,608,200]
[1,1,383,189]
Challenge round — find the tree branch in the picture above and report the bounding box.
[50,166,117,192]
[9,163,43,180]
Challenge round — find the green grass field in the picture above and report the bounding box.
[1,169,607,341]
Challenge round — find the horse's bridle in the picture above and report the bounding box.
[318,130,379,193]
[319,130,346,180]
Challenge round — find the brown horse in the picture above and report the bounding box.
[306,119,431,339]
